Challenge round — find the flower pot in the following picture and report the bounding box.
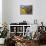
[0,38,5,44]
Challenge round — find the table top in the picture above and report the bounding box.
[12,38,32,43]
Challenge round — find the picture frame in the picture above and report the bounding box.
[20,5,32,15]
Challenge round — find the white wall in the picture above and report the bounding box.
[2,0,46,26]
[7,0,33,24]
[2,0,8,24]
[0,0,2,27]
[34,0,46,26]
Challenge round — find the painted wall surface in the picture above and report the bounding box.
[2,0,46,26]
[0,0,2,27]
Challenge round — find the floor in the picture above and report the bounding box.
[0,44,46,46]
[40,45,46,46]
[0,44,4,46]
[31,40,46,46]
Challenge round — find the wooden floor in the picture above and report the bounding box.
[40,45,46,46]
[31,40,46,46]
[0,44,46,46]
[0,44,4,46]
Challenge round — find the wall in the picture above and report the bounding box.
[35,0,46,26]
[2,0,46,26]
[0,0,2,27]
[2,0,8,24]
[6,0,33,24]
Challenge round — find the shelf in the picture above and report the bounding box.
[9,23,37,26]
[10,32,15,33]
[16,32,23,33]
[9,25,31,36]
[10,32,23,33]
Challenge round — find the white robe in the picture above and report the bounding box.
[26,24,37,38]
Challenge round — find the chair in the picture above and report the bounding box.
[38,26,46,45]
[5,38,15,46]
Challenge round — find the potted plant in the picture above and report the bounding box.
[0,23,9,44]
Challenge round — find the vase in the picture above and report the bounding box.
[0,38,5,44]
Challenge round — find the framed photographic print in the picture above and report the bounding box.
[20,5,32,15]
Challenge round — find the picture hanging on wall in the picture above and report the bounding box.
[20,5,32,15]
